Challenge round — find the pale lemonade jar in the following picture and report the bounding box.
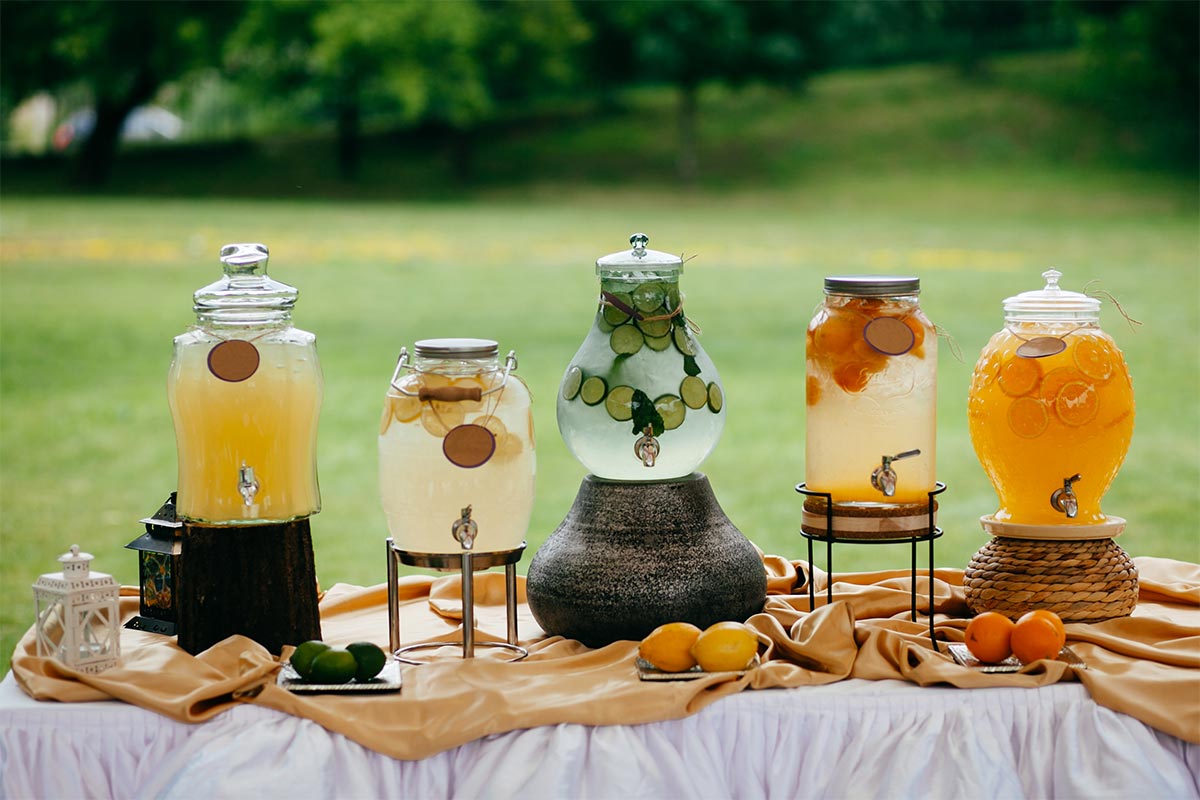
[557,233,725,480]
[805,276,937,503]
[968,270,1134,526]
[167,243,322,524]
[379,339,534,554]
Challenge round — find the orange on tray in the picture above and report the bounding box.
[964,611,1016,664]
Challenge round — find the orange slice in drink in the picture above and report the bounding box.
[1007,396,1049,439]
[806,375,821,406]
[813,310,863,360]
[998,356,1041,397]
[1054,381,1099,427]
[833,361,873,393]
[1039,366,1085,405]
[1072,338,1114,383]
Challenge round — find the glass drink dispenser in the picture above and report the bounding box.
[167,243,322,524]
[968,269,1134,530]
[379,338,535,554]
[557,233,725,480]
[805,276,937,505]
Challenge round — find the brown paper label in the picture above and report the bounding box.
[442,424,496,468]
[208,340,260,382]
[1016,337,1067,358]
[863,317,915,356]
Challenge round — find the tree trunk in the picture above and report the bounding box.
[676,82,699,184]
[71,68,157,188]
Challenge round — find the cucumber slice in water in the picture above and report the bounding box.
[580,375,607,406]
[645,333,673,351]
[610,325,645,356]
[654,394,686,430]
[707,382,724,413]
[605,385,635,421]
[562,366,583,401]
[637,316,672,338]
[602,292,633,326]
[665,284,681,312]
[673,325,697,356]
[680,375,708,409]
[632,282,666,313]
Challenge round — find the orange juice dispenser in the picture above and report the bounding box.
[964,269,1138,621]
[166,243,322,654]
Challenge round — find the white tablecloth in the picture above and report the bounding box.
[1,672,1196,799]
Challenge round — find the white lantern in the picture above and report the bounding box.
[32,544,121,673]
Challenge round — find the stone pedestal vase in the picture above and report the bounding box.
[526,473,767,647]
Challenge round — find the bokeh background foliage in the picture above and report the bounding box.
[1,1,1196,677]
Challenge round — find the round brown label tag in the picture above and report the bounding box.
[863,317,915,356]
[442,424,496,468]
[208,340,260,382]
[1016,337,1066,359]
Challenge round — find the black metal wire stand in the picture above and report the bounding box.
[795,482,946,651]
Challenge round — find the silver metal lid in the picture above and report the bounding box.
[595,233,683,273]
[1003,269,1100,322]
[824,275,920,296]
[414,338,499,359]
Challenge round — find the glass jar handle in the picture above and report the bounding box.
[389,348,518,398]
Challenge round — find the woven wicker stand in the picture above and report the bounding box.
[964,536,1138,623]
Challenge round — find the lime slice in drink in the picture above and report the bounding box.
[645,333,673,351]
[610,325,645,356]
[605,385,635,421]
[707,382,724,413]
[654,394,686,430]
[580,375,608,406]
[562,366,583,401]
[633,282,666,313]
[680,375,708,409]
[673,325,697,357]
[637,316,672,338]
[603,292,633,326]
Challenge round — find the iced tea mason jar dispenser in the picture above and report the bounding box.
[556,233,725,480]
[167,243,322,524]
[379,338,534,554]
[967,269,1134,529]
[805,275,937,505]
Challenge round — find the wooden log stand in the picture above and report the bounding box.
[177,518,322,655]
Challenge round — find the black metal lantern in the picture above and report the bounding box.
[124,492,182,635]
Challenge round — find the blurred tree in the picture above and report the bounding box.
[0,0,244,186]
[225,0,587,181]
[577,0,829,182]
[1074,0,1198,159]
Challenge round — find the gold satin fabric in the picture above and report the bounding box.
[12,555,1199,760]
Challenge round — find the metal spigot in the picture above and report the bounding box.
[634,426,661,468]
[237,464,259,506]
[1051,474,1081,518]
[870,450,921,497]
[452,505,478,550]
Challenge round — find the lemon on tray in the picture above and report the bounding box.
[690,621,758,672]
[639,622,702,672]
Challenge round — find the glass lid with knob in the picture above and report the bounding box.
[557,233,725,481]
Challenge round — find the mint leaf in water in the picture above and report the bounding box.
[631,389,665,437]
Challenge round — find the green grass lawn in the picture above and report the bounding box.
[2,54,1197,678]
